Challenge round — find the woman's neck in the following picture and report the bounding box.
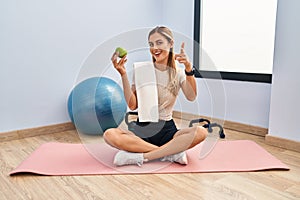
[154,62,168,71]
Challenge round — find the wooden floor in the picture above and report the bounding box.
[1,119,300,200]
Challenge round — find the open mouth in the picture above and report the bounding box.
[153,50,162,58]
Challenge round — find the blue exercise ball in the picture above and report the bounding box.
[67,77,127,135]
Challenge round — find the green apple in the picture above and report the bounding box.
[115,47,127,58]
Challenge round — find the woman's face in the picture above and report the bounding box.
[148,32,173,65]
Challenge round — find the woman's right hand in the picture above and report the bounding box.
[111,52,127,76]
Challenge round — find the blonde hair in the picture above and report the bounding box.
[148,26,179,96]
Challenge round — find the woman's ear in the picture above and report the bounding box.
[170,40,174,48]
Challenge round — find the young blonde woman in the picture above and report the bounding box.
[104,26,207,166]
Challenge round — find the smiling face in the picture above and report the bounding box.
[148,32,173,66]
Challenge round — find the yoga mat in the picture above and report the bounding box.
[9,140,289,176]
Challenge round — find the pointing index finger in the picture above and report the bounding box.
[180,42,185,53]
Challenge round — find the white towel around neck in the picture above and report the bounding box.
[133,61,159,122]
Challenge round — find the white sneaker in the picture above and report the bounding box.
[160,151,188,165]
[113,150,144,167]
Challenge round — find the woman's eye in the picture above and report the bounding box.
[149,43,154,47]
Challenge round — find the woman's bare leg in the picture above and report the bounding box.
[104,126,207,166]
[143,126,207,161]
[103,128,158,153]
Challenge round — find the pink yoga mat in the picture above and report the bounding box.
[9,140,289,176]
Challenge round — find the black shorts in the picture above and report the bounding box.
[130,119,178,147]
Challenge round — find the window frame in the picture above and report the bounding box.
[193,0,273,83]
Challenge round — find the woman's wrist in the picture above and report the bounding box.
[184,62,192,71]
[120,71,127,77]
[184,62,195,76]
[120,72,128,79]
[185,68,194,76]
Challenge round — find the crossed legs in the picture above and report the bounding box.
[103,126,207,162]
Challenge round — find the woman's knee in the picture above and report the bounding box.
[196,126,208,141]
[104,128,134,150]
[191,126,208,146]
[103,128,120,144]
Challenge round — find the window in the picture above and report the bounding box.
[193,0,278,83]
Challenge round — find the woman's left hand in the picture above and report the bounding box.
[175,42,192,70]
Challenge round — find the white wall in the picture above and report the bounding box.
[162,0,194,38]
[268,0,300,142]
[0,0,162,132]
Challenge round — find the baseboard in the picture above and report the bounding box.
[173,111,268,137]
[265,135,300,153]
[2,113,299,153]
[0,122,75,142]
